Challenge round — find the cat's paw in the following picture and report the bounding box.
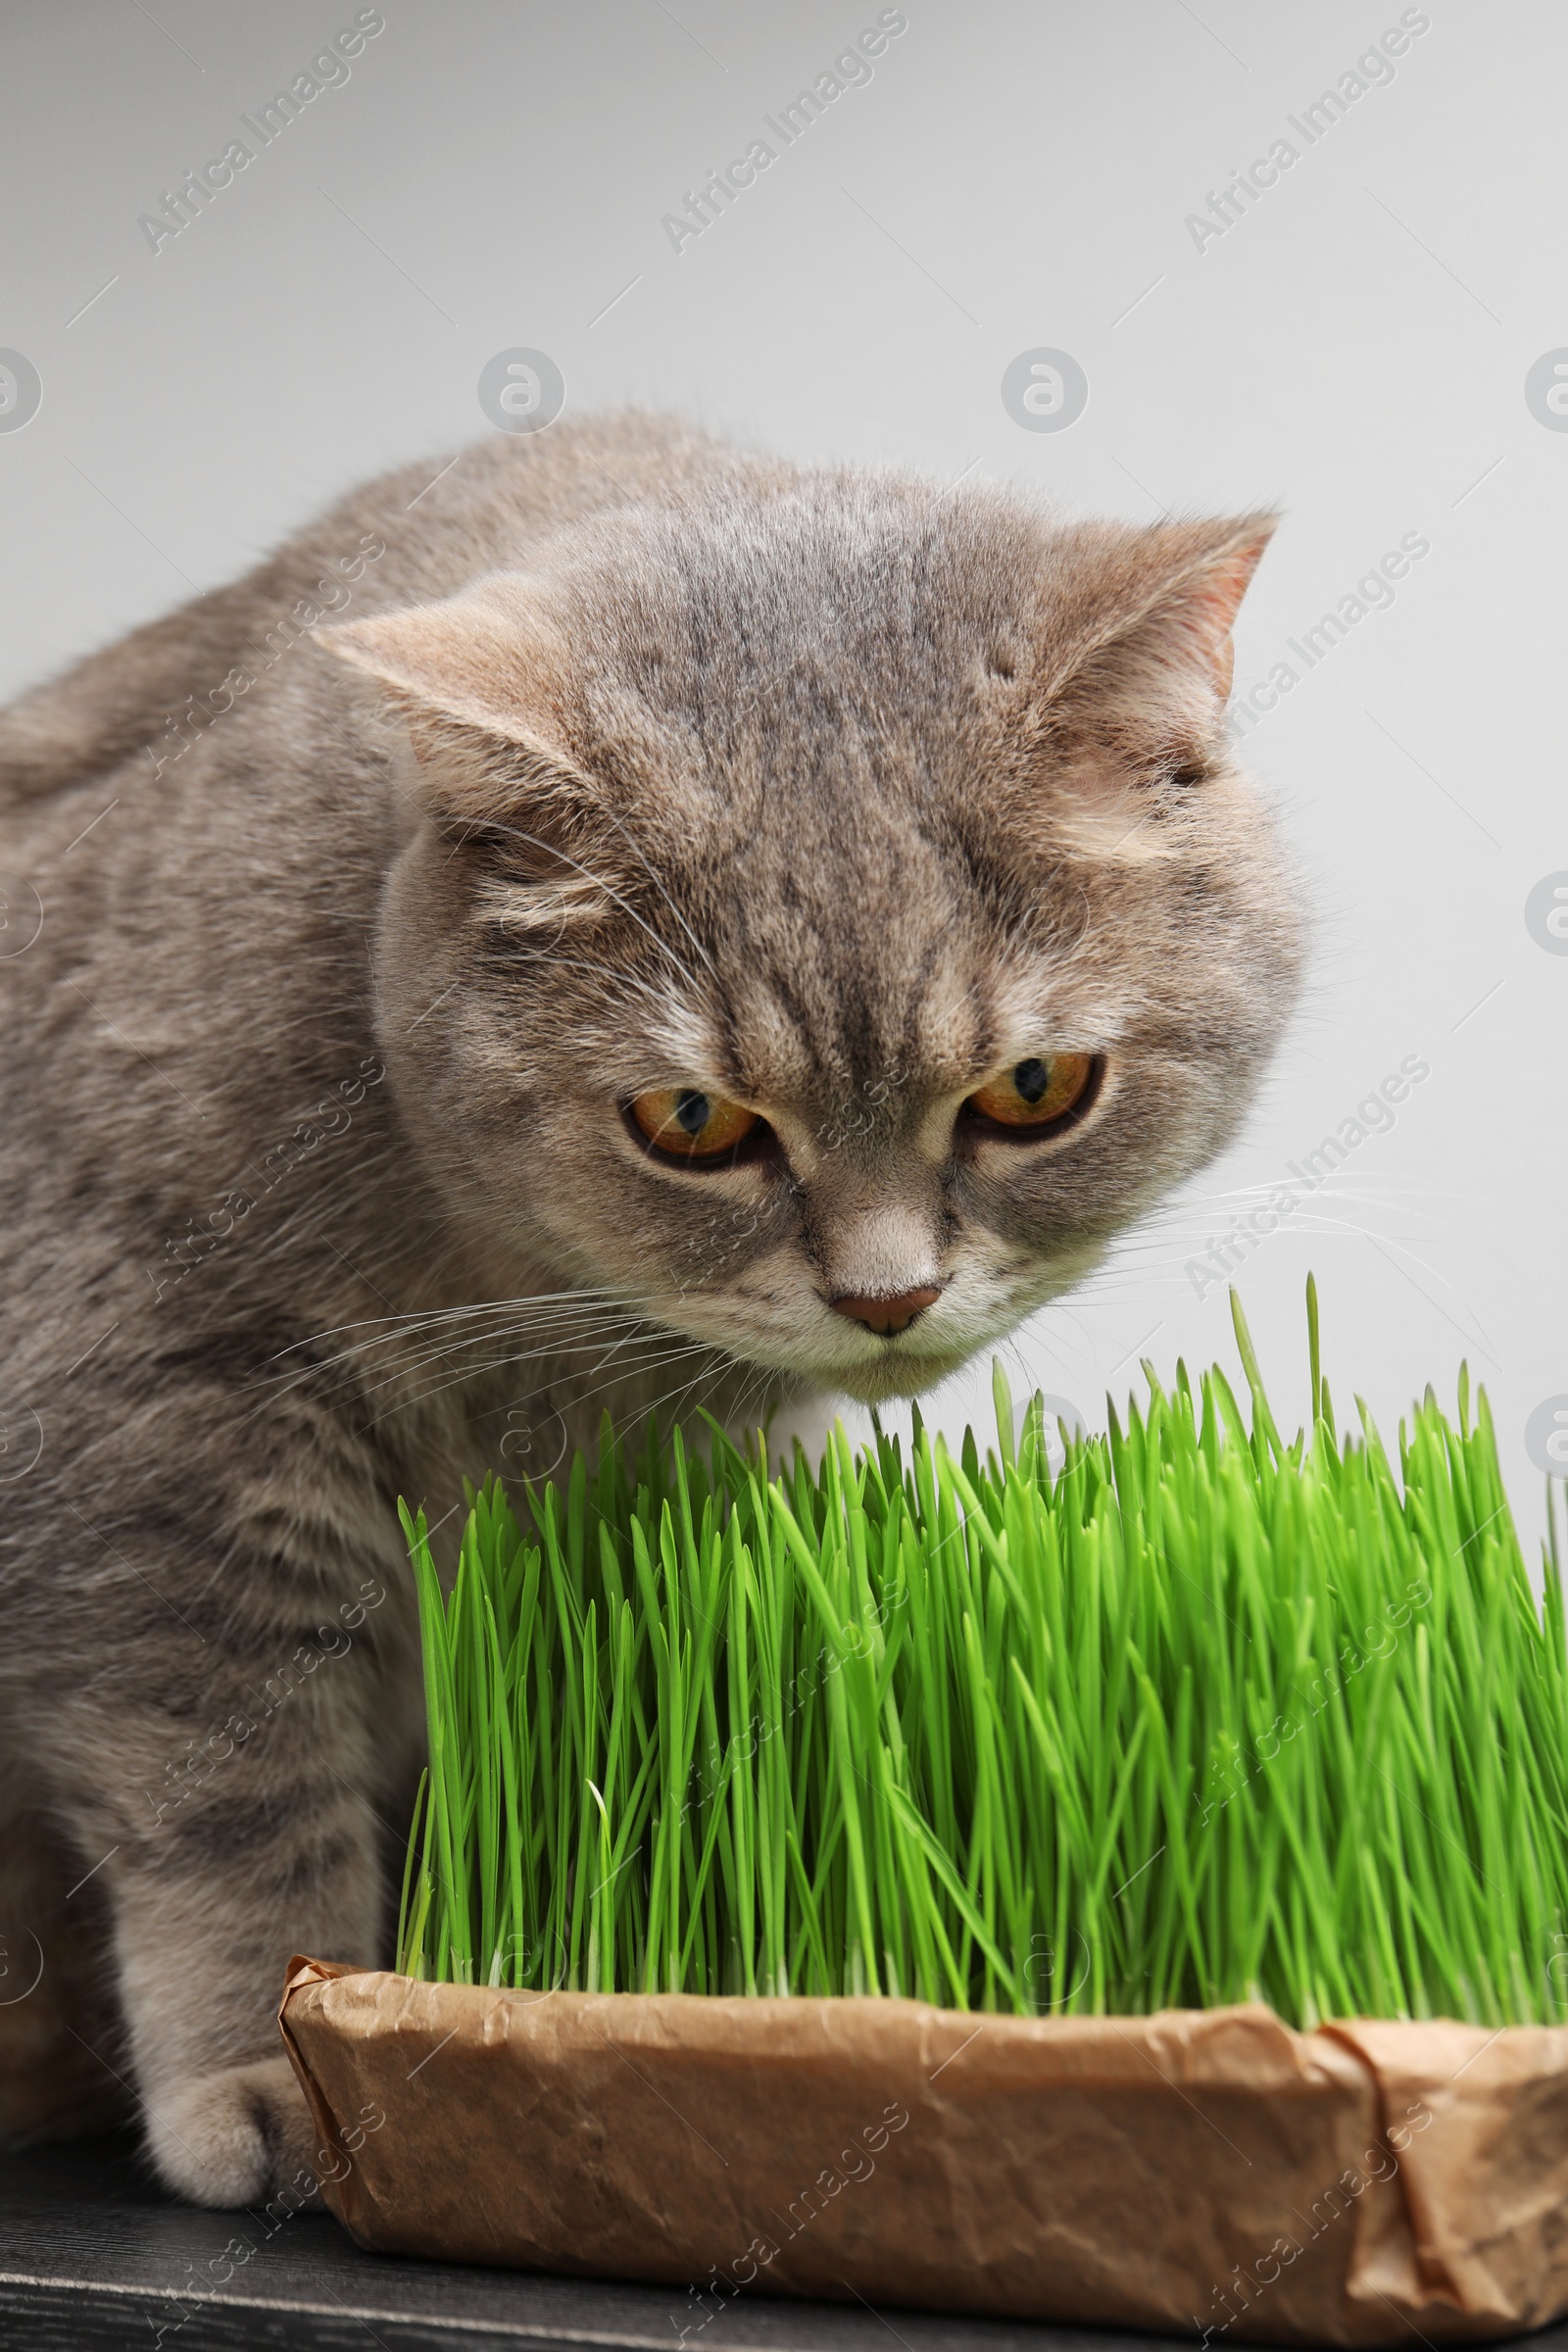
[144,2055,321,2207]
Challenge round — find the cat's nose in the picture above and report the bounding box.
[829,1287,942,1337]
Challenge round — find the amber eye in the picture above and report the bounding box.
[965,1054,1099,1132]
[629,1086,761,1161]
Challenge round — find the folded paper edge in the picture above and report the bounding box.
[1323,2016,1568,2334]
[276,1953,370,2236]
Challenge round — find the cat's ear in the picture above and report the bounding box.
[1048,512,1278,722]
[313,578,600,846]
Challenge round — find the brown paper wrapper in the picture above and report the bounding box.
[278,1958,1568,2343]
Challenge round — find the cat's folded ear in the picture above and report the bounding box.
[314,577,601,852]
[1043,510,1278,728]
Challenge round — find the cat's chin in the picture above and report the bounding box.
[827,1349,974,1405]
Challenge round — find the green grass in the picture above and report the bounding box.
[395,1283,1568,2029]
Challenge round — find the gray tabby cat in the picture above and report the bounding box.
[0,415,1298,2202]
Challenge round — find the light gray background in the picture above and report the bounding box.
[3,1,1563,1538]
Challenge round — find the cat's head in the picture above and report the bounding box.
[321,466,1298,1403]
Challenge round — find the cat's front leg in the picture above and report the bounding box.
[124,1770,383,2205]
[61,1620,398,2205]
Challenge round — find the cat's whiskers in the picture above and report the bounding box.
[261,1329,667,1430]
[720,1356,793,1452]
[588,1337,737,1422]
[307,1297,654,1376]
[250,1291,663,1416]
[306,1283,635,1334]
[269,1286,648,1368]
[348,1315,682,1409]
[360,1332,724,1437]
[595,1345,747,1452]
[346,1303,714,1419]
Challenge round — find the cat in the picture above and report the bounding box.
[0,413,1298,2204]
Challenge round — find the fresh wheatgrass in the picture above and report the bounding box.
[394,1283,1568,2030]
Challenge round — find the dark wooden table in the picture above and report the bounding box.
[0,2129,1181,2351]
[9,2132,1568,2352]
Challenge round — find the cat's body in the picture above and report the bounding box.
[0,416,1298,2202]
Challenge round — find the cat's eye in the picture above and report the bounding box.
[964,1054,1100,1135]
[629,1086,761,1162]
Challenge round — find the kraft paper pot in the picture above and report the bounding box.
[278,1958,1568,2344]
